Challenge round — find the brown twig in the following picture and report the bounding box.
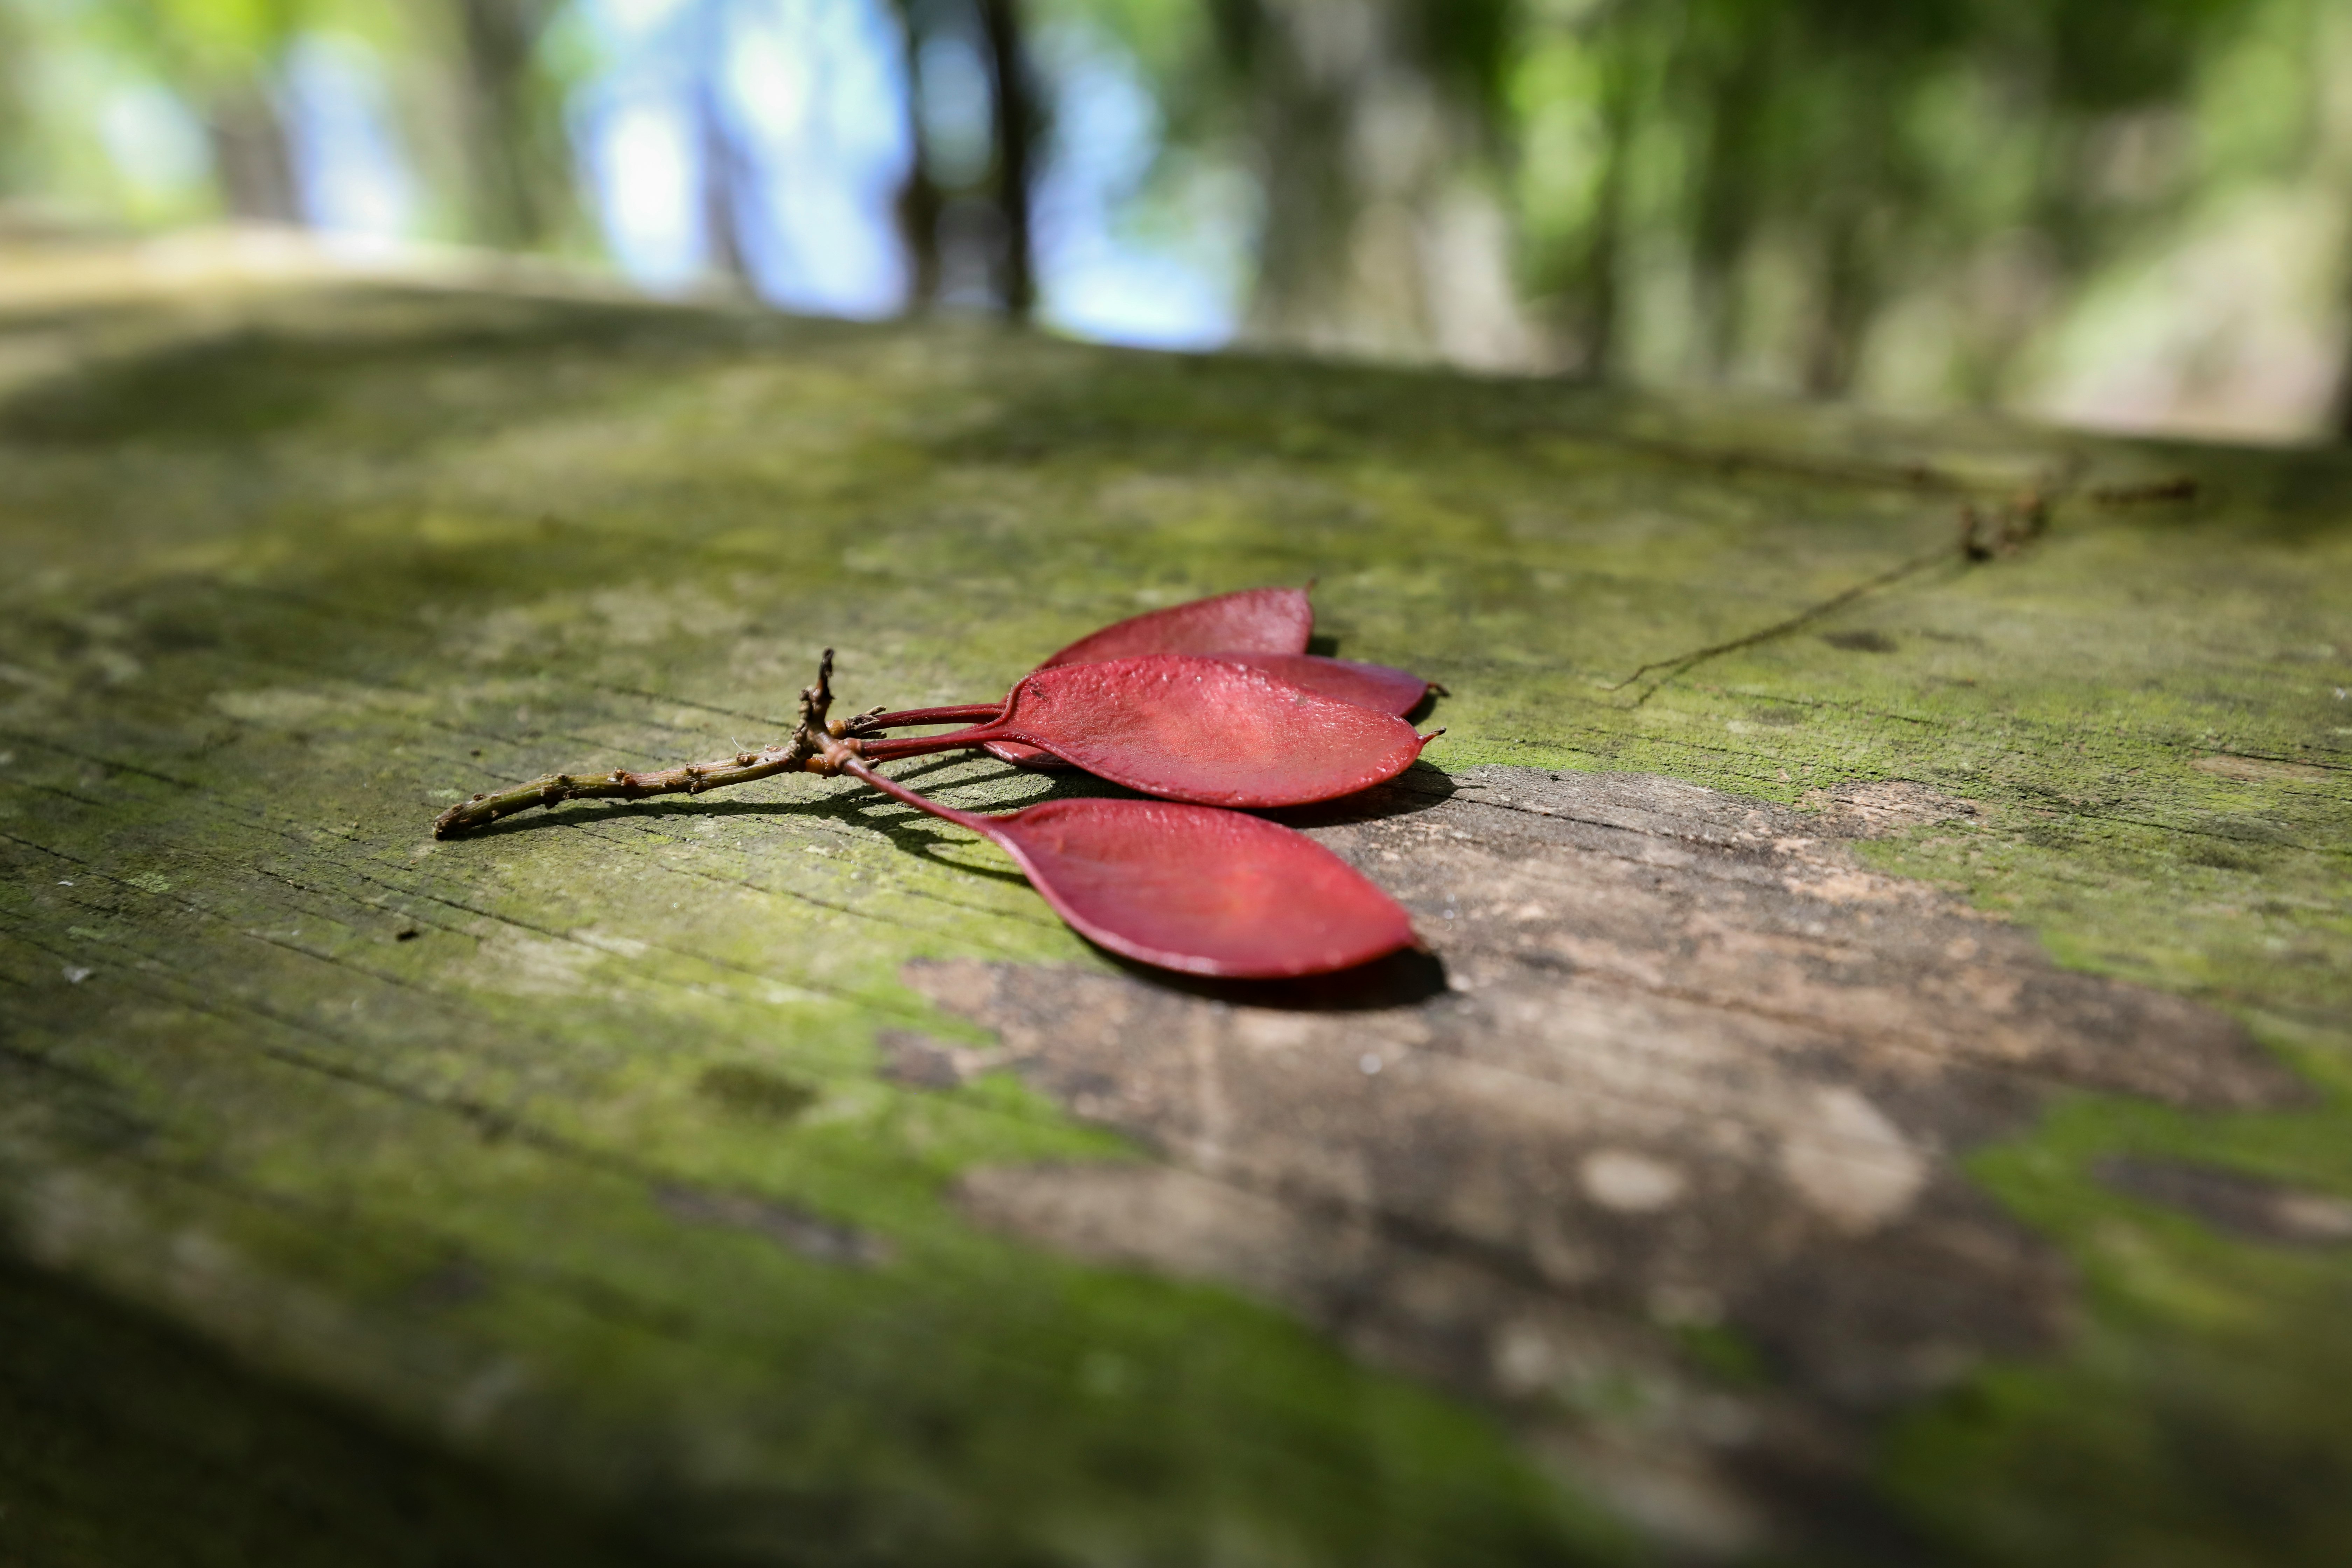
[432,651,880,838]
[1959,489,2050,561]
[1601,548,1951,694]
[1602,482,2060,699]
[2088,475,2199,505]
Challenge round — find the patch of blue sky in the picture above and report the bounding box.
[284,35,414,247]
[176,0,1243,345]
[572,0,910,313]
[722,0,912,316]
[96,77,211,214]
[1030,21,1241,350]
[586,93,705,289]
[572,0,724,292]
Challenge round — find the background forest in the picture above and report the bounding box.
[3,0,2350,442]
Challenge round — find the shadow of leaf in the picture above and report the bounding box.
[1105,945,1451,1012]
[445,750,1459,1009]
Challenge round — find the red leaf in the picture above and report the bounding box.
[864,589,1431,768]
[983,742,1072,768]
[848,764,1416,977]
[1226,653,1432,716]
[990,587,1317,768]
[1023,647,1430,770]
[865,655,1435,807]
[1037,585,1312,669]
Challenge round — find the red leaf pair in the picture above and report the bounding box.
[434,588,1441,979]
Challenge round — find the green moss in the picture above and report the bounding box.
[1670,1323,1773,1391]
[1881,1061,2352,1567]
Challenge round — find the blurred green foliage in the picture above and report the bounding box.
[1498,0,2317,395]
[2,0,2347,434]
[0,0,579,237]
[1066,0,2350,427]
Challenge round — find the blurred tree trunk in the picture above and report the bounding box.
[894,131,946,314]
[446,0,575,250]
[2331,210,2352,441]
[2334,329,2352,443]
[1570,28,1637,380]
[1224,0,1536,367]
[693,0,754,289]
[1803,204,1872,398]
[1231,0,1358,349]
[888,0,944,310]
[205,82,301,224]
[0,4,29,200]
[1689,45,1768,380]
[975,0,1036,318]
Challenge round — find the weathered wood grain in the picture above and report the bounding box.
[0,262,2346,1566]
[923,766,2297,1553]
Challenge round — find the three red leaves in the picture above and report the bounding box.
[434,588,1440,978]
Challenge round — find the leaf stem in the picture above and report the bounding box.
[434,650,852,838]
[858,724,1008,763]
[432,743,825,837]
[862,703,1003,728]
[837,757,996,836]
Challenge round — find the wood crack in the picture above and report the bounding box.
[1604,548,1960,699]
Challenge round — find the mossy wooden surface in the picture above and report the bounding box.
[0,271,2346,1567]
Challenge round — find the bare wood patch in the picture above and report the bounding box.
[875,1029,1006,1090]
[908,765,2300,1554]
